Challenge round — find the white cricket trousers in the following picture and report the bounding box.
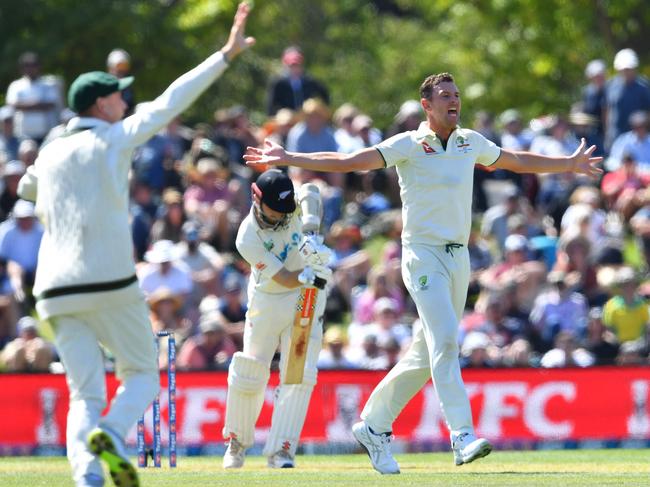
[361,243,474,436]
[51,298,159,483]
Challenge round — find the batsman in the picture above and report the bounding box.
[222,169,332,469]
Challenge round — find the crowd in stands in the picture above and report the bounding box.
[0,45,648,374]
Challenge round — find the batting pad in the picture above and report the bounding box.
[263,369,316,457]
[222,352,270,447]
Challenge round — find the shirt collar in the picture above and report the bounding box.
[414,121,462,143]
[66,116,110,131]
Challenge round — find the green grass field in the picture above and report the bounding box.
[1,450,650,487]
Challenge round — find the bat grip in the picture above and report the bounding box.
[313,276,327,290]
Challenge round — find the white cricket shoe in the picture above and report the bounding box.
[352,421,400,474]
[452,432,492,466]
[267,449,295,468]
[223,437,246,469]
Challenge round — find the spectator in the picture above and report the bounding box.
[0,316,54,372]
[0,200,43,310]
[129,179,158,262]
[106,48,135,115]
[615,339,647,366]
[266,46,329,115]
[605,48,650,151]
[530,270,588,350]
[581,59,607,152]
[348,297,411,351]
[333,103,362,153]
[147,287,192,369]
[150,188,186,243]
[630,204,650,269]
[540,330,594,368]
[499,109,533,151]
[606,110,650,173]
[352,114,382,149]
[502,338,538,367]
[0,160,26,221]
[584,306,619,365]
[177,312,236,370]
[349,333,388,370]
[18,139,38,168]
[481,186,526,254]
[215,273,247,349]
[263,108,297,147]
[602,267,649,343]
[460,331,496,368]
[0,106,19,161]
[353,264,404,325]
[138,239,193,301]
[213,105,260,170]
[176,220,224,299]
[480,233,530,285]
[385,100,423,137]
[5,52,61,144]
[286,98,338,154]
[317,326,357,369]
[601,153,650,218]
[40,107,77,148]
[552,231,599,300]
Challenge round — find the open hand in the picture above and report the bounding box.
[221,2,256,61]
[568,138,604,178]
[244,138,288,166]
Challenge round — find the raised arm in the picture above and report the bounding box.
[491,138,603,178]
[118,2,255,147]
[244,139,385,173]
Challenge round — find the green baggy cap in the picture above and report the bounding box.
[67,71,133,113]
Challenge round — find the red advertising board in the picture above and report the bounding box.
[1,367,650,450]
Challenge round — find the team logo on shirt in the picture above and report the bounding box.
[421,141,436,154]
[263,240,274,251]
[255,262,267,271]
[456,135,472,153]
[418,275,429,290]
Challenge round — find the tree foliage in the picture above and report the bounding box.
[1,0,648,130]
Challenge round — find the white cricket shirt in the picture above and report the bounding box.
[376,122,501,247]
[236,209,305,294]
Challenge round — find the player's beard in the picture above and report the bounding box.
[253,203,288,231]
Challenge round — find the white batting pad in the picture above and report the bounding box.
[222,352,270,447]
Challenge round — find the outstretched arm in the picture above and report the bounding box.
[491,138,603,178]
[244,139,385,173]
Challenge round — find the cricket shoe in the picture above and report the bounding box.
[223,437,246,469]
[87,426,139,487]
[452,432,492,466]
[352,421,400,474]
[76,473,104,487]
[267,449,295,468]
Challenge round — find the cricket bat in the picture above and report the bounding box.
[285,183,323,385]
[285,286,318,384]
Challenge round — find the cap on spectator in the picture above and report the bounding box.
[333,103,359,126]
[199,312,224,333]
[547,270,567,285]
[507,214,527,232]
[4,160,25,177]
[629,111,648,128]
[162,188,182,205]
[329,220,362,244]
[252,169,296,214]
[499,109,522,126]
[274,108,297,126]
[68,71,134,113]
[569,111,598,126]
[585,59,606,78]
[144,240,176,264]
[302,98,330,119]
[395,100,422,123]
[17,316,38,334]
[373,297,398,316]
[223,273,242,293]
[352,114,373,132]
[461,331,490,357]
[0,105,14,121]
[282,46,304,66]
[107,48,131,69]
[182,220,201,242]
[504,234,528,252]
[199,295,220,315]
[588,306,603,321]
[12,199,35,218]
[147,287,182,311]
[614,48,639,70]
[196,157,223,175]
[614,266,637,286]
[324,326,346,345]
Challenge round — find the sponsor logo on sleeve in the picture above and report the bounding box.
[255,262,267,271]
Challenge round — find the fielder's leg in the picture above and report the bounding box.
[51,315,107,487]
[222,352,270,468]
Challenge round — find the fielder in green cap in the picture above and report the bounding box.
[17,4,255,487]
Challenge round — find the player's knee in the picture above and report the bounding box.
[228,352,270,393]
